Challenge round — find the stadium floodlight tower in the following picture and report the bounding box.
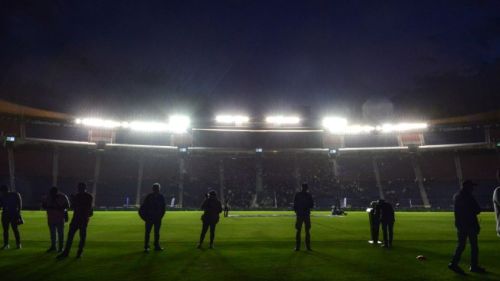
[75,117,121,205]
[251,147,264,208]
[3,135,16,191]
[165,115,192,208]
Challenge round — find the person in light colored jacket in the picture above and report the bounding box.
[42,187,70,252]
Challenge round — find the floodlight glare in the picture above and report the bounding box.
[76,115,191,133]
[378,123,428,133]
[265,115,300,125]
[215,115,249,125]
[168,115,191,133]
[255,148,263,153]
[129,121,170,132]
[322,117,348,134]
[345,124,375,134]
[78,118,121,129]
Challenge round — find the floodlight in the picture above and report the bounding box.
[168,115,191,134]
[322,117,348,134]
[345,124,375,134]
[378,123,428,133]
[129,121,170,132]
[179,147,188,153]
[328,148,337,155]
[256,148,263,153]
[265,115,300,125]
[78,118,121,129]
[215,115,249,125]
[5,136,15,142]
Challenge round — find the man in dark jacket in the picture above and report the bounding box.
[140,183,166,252]
[57,182,93,259]
[42,186,70,252]
[293,183,314,251]
[198,190,222,249]
[448,180,485,274]
[0,185,22,250]
[377,199,395,248]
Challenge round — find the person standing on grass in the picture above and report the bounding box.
[139,183,166,252]
[377,199,395,248]
[293,183,314,251]
[198,190,222,249]
[0,185,22,250]
[494,169,500,237]
[223,199,230,218]
[57,182,93,259]
[42,186,70,253]
[368,200,380,245]
[448,180,485,274]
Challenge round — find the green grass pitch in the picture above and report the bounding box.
[0,211,499,281]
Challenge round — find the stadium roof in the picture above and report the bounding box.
[1,99,498,128]
[430,110,500,126]
[0,99,72,121]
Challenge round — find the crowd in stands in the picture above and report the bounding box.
[0,147,497,210]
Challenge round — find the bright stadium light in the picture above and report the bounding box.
[322,117,348,134]
[377,122,428,133]
[322,116,427,135]
[77,118,122,129]
[76,115,191,133]
[215,115,250,125]
[265,115,300,126]
[167,115,191,133]
[345,124,375,134]
[129,121,170,132]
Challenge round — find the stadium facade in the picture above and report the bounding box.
[1,100,499,210]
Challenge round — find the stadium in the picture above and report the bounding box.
[1,100,499,210]
[0,100,499,281]
[2,2,500,281]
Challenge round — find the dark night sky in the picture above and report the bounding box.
[1,0,500,121]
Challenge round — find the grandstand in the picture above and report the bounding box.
[0,99,499,210]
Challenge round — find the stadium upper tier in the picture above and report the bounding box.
[1,100,499,210]
[1,99,499,151]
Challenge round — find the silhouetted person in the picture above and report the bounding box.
[293,183,314,251]
[368,201,380,245]
[198,190,222,249]
[57,182,93,259]
[223,199,230,218]
[0,185,22,250]
[448,180,485,274]
[378,199,395,248]
[42,187,70,252]
[139,183,166,252]
[494,170,500,237]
